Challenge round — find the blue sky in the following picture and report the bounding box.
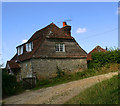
[2,2,118,67]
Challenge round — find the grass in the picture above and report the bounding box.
[65,75,119,104]
[3,63,119,100]
[33,63,119,90]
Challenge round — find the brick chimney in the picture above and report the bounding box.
[62,22,71,36]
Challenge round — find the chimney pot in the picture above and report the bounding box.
[63,22,67,27]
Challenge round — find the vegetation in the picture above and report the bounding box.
[2,69,24,98]
[34,49,120,93]
[88,49,120,69]
[65,75,119,104]
[3,49,119,99]
[33,63,119,90]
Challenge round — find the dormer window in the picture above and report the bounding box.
[26,42,33,52]
[17,46,23,55]
[56,43,65,52]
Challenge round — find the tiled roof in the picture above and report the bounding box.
[46,23,73,39]
[28,23,73,42]
[11,23,74,62]
[8,23,86,69]
[7,60,20,69]
[87,45,106,60]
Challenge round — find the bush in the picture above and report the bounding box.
[88,49,120,69]
[2,69,23,98]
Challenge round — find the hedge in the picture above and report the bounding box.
[88,49,120,69]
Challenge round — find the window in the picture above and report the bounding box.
[56,43,65,52]
[17,46,23,55]
[98,49,101,52]
[26,42,33,52]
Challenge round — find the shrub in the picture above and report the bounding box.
[2,69,23,98]
[88,49,120,69]
[56,66,65,78]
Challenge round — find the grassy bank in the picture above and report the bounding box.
[65,75,119,104]
[3,63,119,98]
[33,63,119,90]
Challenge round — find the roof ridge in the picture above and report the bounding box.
[28,22,60,42]
[10,22,73,62]
[88,45,106,54]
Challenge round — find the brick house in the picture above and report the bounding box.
[6,22,87,80]
[87,45,107,61]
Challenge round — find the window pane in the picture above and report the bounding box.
[56,44,59,52]
[21,46,23,54]
[26,42,33,52]
[26,44,28,51]
[60,44,63,52]
[60,47,63,51]
[18,48,20,55]
[63,44,65,52]
[18,47,21,55]
[29,43,32,51]
[55,43,65,52]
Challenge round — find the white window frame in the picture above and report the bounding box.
[17,46,23,55]
[56,43,65,52]
[26,42,33,52]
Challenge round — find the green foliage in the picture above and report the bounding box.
[33,66,118,90]
[56,66,65,78]
[88,49,120,69]
[36,79,50,87]
[34,48,120,90]
[75,69,96,78]
[65,75,119,104]
[2,69,23,98]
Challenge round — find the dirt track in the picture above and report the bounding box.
[3,72,118,104]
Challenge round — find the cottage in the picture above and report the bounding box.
[6,22,87,80]
[87,45,107,61]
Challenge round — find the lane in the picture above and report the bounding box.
[3,72,118,104]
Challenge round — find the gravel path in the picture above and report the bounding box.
[3,72,118,104]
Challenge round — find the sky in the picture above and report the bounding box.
[2,2,118,67]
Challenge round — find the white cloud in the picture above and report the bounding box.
[22,39,27,43]
[76,27,87,34]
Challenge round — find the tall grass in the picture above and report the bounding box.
[65,75,119,104]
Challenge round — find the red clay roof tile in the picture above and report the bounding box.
[8,22,86,68]
[7,60,20,69]
[87,45,106,61]
[11,23,74,62]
